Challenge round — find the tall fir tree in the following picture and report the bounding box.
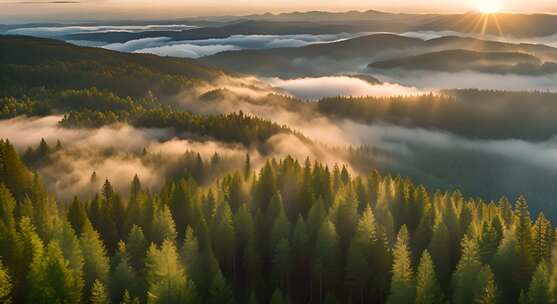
[0,261,12,304]
[80,223,110,298]
[386,226,414,304]
[145,240,195,304]
[415,250,443,304]
[527,261,550,304]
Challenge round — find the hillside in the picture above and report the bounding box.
[369,49,557,75]
[0,35,225,98]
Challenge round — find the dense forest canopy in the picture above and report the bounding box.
[0,138,554,304]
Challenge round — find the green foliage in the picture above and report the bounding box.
[59,109,298,147]
[145,240,195,304]
[527,261,550,304]
[452,237,498,304]
[317,90,557,141]
[386,226,414,304]
[28,241,83,304]
[415,250,443,304]
[0,140,555,303]
[90,280,110,304]
[0,261,12,304]
[80,224,110,298]
[208,271,235,304]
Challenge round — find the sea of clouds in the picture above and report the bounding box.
[97,33,364,58]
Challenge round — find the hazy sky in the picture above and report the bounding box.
[1,0,556,23]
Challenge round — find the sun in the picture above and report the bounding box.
[476,0,502,14]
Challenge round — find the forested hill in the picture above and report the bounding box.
[369,49,557,75]
[0,35,225,98]
[0,35,301,147]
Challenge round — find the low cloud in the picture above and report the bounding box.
[0,116,250,198]
[398,30,557,48]
[0,114,350,199]
[98,33,364,58]
[372,69,557,91]
[266,76,424,100]
[135,43,240,58]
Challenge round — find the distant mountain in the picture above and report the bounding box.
[204,33,557,77]
[369,49,557,75]
[64,20,363,43]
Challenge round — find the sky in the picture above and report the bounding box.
[0,0,556,23]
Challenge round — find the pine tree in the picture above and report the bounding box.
[211,201,235,275]
[329,189,359,251]
[151,205,177,245]
[345,240,368,303]
[207,270,235,304]
[270,201,290,253]
[233,204,254,279]
[452,237,489,304]
[492,228,520,303]
[514,196,534,290]
[273,238,291,292]
[145,240,194,304]
[28,241,83,304]
[527,261,550,304]
[90,280,111,304]
[313,219,339,303]
[0,140,32,200]
[80,223,110,298]
[0,185,18,280]
[52,220,84,278]
[126,225,148,272]
[121,290,140,304]
[429,220,451,289]
[14,217,44,302]
[386,225,414,304]
[299,158,315,216]
[0,261,12,304]
[67,196,90,236]
[531,213,552,265]
[252,162,276,212]
[476,266,497,304]
[415,250,443,304]
[413,204,434,259]
[478,221,500,264]
[110,242,140,303]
